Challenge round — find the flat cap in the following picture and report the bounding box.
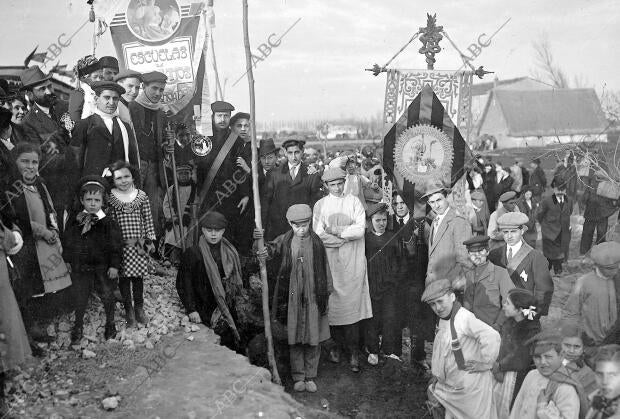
[98,56,119,70]
[498,212,529,229]
[176,164,192,172]
[463,235,490,251]
[200,212,227,229]
[499,191,517,203]
[321,167,346,183]
[590,242,620,268]
[470,190,486,201]
[286,204,312,223]
[366,202,388,219]
[91,81,125,95]
[142,71,168,84]
[422,185,449,199]
[421,278,453,302]
[230,112,250,127]
[526,330,563,352]
[281,139,305,150]
[211,101,234,113]
[114,69,142,83]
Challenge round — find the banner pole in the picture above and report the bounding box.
[242,0,281,385]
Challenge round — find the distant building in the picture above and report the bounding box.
[476,87,608,148]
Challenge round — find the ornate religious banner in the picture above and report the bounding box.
[383,69,473,140]
[109,0,211,134]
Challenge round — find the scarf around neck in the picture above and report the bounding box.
[135,90,164,111]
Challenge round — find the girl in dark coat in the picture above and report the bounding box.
[493,288,541,416]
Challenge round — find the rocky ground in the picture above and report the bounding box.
[2,217,618,418]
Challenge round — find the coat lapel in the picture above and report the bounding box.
[429,208,453,253]
[290,163,306,187]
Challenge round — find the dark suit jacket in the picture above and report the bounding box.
[128,101,167,188]
[68,89,85,123]
[537,193,572,241]
[517,198,538,247]
[71,114,140,177]
[529,166,547,197]
[488,242,553,316]
[261,162,322,240]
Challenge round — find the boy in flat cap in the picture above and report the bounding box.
[129,70,174,240]
[176,212,253,352]
[423,278,501,419]
[458,235,514,330]
[538,179,573,275]
[313,167,372,372]
[63,176,122,343]
[565,241,620,349]
[261,138,322,241]
[488,191,521,250]
[71,81,140,177]
[510,330,586,419]
[254,204,331,392]
[488,212,554,317]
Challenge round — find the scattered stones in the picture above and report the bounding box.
[102,396,120,410]
[81,349,96,359]
[186,335,194,342]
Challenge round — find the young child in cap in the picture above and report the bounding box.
[104,161,156,329]
[177,211,251,353]
[162,163,196,265]
[363,202,404,365]
[63,176,122,343]
[492,288,541,417]
[254,204,331,392]
[423,278,501,419]
[559,321,598,398]
[510,330,587,419]
[585,344,620,419]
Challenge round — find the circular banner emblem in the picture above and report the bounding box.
[393,124,453,184]
[126,0,181,43]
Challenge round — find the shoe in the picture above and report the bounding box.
[385,354,402,362]
[328,348,340,363]
[70,325,83,346]
[125,305,136,328]
[134,305,148,324]
[350,353,360,373]
[293,381,306,392]
[305,380,317,393]
[367,353,379,366]
[104,324,117,340]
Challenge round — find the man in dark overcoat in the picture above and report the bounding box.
[537,180,573,275]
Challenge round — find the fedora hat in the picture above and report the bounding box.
[259,138,277,157]
[20,66,52,90]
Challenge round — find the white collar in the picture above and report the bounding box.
[82,209,106,220]
[396,213,410,224]
[507,240,523,255]
[288,161,300,170]
[36,104,50,115]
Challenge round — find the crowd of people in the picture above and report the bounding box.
[0,52,619,419]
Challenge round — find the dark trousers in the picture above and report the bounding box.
[580,217,608,255]
[328,322,360,357]
[547,258,563,274]
[72,268,116,328]
[364,291,401,356]
[118,276,144,307]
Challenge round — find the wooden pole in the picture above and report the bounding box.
[242,0,281,385]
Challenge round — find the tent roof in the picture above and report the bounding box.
[492,88,607,137]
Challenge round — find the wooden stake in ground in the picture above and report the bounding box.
[242,0,281,385]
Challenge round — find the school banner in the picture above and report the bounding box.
[109,0,211,135]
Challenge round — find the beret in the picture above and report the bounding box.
[142,71,168,84]
[366,202,388,219]
[286,204,312,223]
[114,69,142,83]
[590,242,620,268]
[497,212,529,229]
[91,81,125,95]
[77,175,108,191]
[463,235,490,250]
[229,112,250,127]
[98,56,119,70]
[470,190,486,201]
[281,139,305,150]
[421,278,453,302]
[200,212,227,229]
[507,288,536,310]
[321,167,346,183]
[211,101,235,113]
[499,191,517,203]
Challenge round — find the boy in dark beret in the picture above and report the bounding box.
[63,176,122,343]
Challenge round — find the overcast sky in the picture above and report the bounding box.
[2,0,618,122]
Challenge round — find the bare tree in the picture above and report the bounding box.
[531,35,570,88]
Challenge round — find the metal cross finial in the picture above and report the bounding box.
[418,13,443,70]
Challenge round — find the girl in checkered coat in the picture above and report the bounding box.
[105,161,156,328]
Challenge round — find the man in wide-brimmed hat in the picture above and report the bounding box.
[20,65,78,220]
